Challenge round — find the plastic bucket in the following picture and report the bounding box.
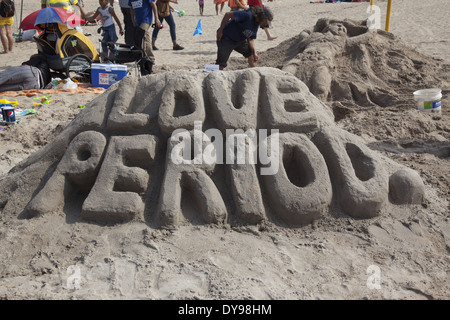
[413,88,442,113]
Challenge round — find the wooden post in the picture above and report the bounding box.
[385,0,393,32]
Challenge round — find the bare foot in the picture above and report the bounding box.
[267,36,278,41]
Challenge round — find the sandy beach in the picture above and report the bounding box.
[2,0,450,71]
[0,0,449,300]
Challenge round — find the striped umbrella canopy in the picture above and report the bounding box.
[19,7,86,30]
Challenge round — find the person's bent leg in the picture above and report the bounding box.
[216,39,235,70]
[235,40,257,68]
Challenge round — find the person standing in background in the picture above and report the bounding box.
[119,0,136,44]
[151,0,183,51]
[197,0,204,16]
[214,0,227,15]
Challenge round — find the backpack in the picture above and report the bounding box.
[0,0,15,18]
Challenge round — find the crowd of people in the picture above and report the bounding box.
[109,0,276,70]
[0,0,276,92]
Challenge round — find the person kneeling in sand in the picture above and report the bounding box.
[215,6,274,70]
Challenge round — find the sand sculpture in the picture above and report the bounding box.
[237,19,450,114]
[1,68,425,228]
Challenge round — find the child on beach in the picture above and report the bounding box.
[86,0,124,55]
[197,0,204,15]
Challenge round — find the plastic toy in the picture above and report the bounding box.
[33,95,58,105]
[33,95,51,104]
[0,99,19,106]
[21,109,37,116]
[174,9,185,17]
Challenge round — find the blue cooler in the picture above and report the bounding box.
[91,63,128,89]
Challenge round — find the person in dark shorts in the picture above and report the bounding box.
[215,6,274,70]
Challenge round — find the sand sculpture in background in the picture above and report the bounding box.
[248,19,449,115]
[1,68,424,228]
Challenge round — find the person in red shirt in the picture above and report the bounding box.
[247,0,277,40]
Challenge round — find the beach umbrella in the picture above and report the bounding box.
[19,7,86,30]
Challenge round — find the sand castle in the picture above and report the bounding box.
[0,67,424,228]
[1,1,449,299]
[233,19,449,114]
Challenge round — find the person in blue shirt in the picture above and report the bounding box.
[216,6,274,70]
[129,0,161,64]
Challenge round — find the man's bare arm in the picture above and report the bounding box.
[217,11,234,41]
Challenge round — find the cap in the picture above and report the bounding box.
[263,6,274,22]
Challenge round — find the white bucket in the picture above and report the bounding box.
[413,88,442,113]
